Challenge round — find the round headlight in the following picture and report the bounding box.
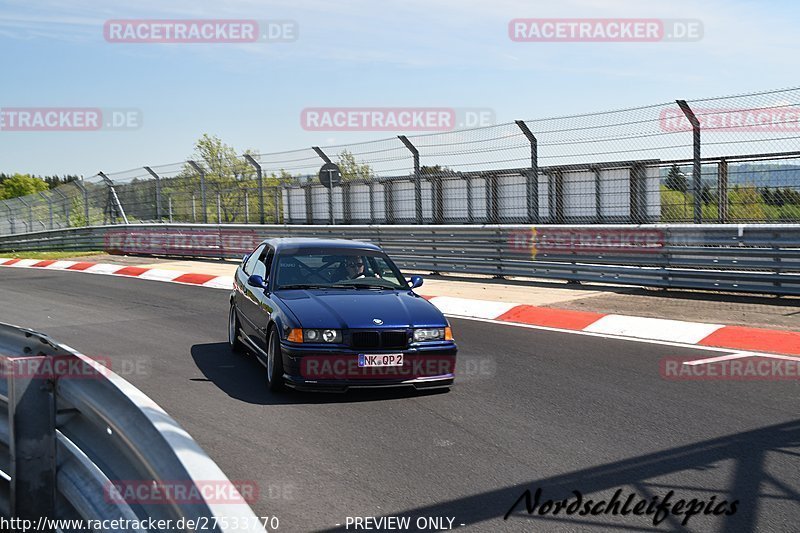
[322,329,336,342]
[306,329,319,341]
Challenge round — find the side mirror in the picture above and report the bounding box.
[409,275,423,289]
[247,274,266,288]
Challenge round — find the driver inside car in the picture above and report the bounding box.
[344,257,366,279]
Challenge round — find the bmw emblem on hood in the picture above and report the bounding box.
[372,318,383,325]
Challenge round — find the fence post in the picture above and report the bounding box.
[98,172,129,225]
[244,189,250,222]
[74,179,90,227]
[8,356,57,526]
[143,166,163,221]
[4,203,15,234]
[718,158,729,223]
[515,120,539,223]
[169,196,173,223]
[53,188,70,228]
[243,155,264,224]
[312,147,335,224]
[630,163,647,224]
[17,197,33,232]
[398,136,422,224]
[40,191,54,229]
[592,166,602,223]
[216,192,222,223]
[677,100,702,223]
[187,161,208,224]
[191,193,197,223]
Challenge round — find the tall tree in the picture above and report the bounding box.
[0,173,49,199]
[664,164,688,193]
[337,150,375,182]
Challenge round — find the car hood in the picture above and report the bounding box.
[276,289,446,329]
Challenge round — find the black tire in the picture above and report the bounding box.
[266,327,285,391]
[228,305,245,354]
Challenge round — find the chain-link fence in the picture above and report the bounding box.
[3,86,800,235]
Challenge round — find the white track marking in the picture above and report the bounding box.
[202,276,234,289]
[427,296,516,320]
[84,263,124,275]
[137,268,183,282]
[13,259,40,267]
[584,314,725,344]
[681,352,757,366]
[44,260,77,269]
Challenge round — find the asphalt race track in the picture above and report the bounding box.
[1,267,798,532]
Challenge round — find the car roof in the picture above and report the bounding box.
[260,237,382,252]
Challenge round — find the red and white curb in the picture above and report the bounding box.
[0,258,233,290]
[425,295,800,359]
[3,257,799,359]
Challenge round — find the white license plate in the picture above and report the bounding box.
[358,353,404,367]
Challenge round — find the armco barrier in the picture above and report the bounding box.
[0,223,799,295]
[0,322,265,531]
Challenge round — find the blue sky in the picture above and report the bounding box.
[1,0,799,176]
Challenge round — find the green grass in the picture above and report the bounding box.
[0,250,105,260]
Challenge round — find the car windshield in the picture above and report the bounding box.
[274,250,409,290]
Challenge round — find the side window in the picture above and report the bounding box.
[263,249,275,279]
[253,248,274,279]
[243,245,265,275]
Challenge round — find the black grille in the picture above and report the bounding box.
[350,330,408,350]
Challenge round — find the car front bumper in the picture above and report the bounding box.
[280,341,457,393]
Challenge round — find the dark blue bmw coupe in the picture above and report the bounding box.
[228,238,457,392]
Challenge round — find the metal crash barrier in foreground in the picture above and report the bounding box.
[0,322,265,532]
[0,222,798,295]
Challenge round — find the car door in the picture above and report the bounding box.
[237,244,266,341]
[251,246,276,354]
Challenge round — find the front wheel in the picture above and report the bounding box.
[266,328,285,391]
[228,305,244,354]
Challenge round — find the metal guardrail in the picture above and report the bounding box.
[0,223,798,296]
[0,322,266,531]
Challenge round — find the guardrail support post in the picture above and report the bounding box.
[718,158,729,223]
[515,120,539,223]
[8,356,57,527]
[398,136,422,224]
[187,161,208,224]
[143,166,163,221]
[74,179,90,227]
[243,155,264,224]
[677,100,702,223]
